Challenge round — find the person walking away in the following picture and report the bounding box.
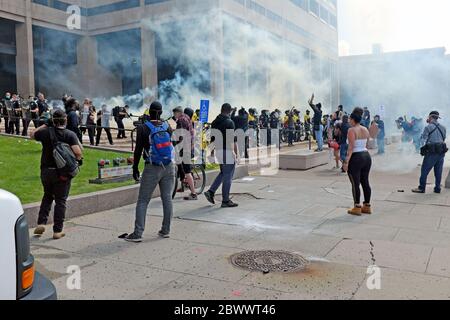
[96,104,114,146]
[204,103,239,208]
[124,101,175,242]
[172,107,197,201]
[31,109,83,239]
[412,111,447,194]
[373,115,385,155]
[343,107,372,216]
[308,93,324,152]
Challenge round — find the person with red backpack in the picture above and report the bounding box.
[124,101,176,242]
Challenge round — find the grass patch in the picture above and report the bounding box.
[0,135,140,204]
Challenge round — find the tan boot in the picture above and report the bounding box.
[362,203,372,214]
[34,225,46,236]
[53,232,66,240]
[348,206,362,216]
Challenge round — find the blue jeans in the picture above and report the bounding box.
[288,128,294,145]
[377,137,385,154]
[209,164,236,203]
[340,143,348,162]
[419,153,445,191]
[314,125,324,151]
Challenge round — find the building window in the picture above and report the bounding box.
[329,13,337,28]
[246,0,266,16]
[290,0,308,11]
[320,5,329,23]
[309,0,320,17]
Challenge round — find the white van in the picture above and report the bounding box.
[0,189,57,300]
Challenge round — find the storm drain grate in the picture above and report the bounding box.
[230,250,309,273]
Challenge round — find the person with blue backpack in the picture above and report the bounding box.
[124,101,176,242]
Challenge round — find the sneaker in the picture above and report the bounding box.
[221,200,239,208]
[158,230,170,238]
[124,233,143,243]
[204,191,215,204]
[53,232,66,240]
[34,225,46,236]
[434,189,441,194]
[412,188,425,194]
[183,193,198,201]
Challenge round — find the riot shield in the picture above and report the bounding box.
[5,100,13,119]
[101,111,112,128]
[21,101,31,120]
[81,106,89,126]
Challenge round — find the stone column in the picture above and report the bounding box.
[141,25,158,94]
[209,13,224,104]
[76,36,97,97]
[15,0,35,97]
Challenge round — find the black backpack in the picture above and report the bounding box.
[49,128,80,178]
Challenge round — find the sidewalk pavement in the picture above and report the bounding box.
[30,143,450,300]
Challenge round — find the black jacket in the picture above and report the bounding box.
[211,114,236,152]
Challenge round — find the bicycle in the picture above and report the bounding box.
[172,162,206,199]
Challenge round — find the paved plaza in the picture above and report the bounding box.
[31,144,450,300]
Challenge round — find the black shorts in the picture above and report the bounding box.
[178,163,192,180]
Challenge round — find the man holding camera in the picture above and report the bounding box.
[412,111,447,194]
[31,109,83,240]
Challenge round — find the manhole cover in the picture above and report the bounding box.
[230,250,309,273]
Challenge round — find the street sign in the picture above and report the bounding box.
[379,105,386,119]
[200,100,209,123]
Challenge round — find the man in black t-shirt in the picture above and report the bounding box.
[31,109,83,240]
[114,105,129,139]
[204,103,239,208]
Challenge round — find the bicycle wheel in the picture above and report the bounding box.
[192,164,206,195]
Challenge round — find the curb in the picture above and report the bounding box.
[24,165,249,227]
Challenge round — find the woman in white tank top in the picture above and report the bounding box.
[343,107,373,216]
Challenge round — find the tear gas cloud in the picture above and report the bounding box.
[33,4,334,118]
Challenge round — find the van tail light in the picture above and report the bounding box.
[15,214,34,299]
[22,264,35,290]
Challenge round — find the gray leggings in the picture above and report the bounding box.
[134,162,175,237]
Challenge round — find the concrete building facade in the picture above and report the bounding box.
[0,0,338,109]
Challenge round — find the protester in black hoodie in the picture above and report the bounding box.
[232,107,249,158]
[204,103,239,208]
